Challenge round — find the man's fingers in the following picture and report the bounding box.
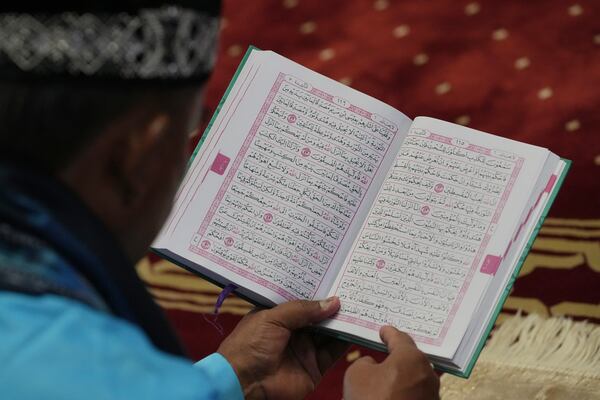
[266,297,340,331]
[380,325,416,353]
[352,355,376,367]
[315,336,350,361]
[313,335,351,373]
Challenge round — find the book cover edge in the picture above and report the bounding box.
[460,157,572,379]
[187,45,260,167]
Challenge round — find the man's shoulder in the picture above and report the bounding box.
[0,225,109,310]
[0,292,145,353]
[0,292,211,399]
[0,292,190,372]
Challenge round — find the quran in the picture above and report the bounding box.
[152,47,570,377]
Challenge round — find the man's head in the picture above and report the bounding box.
[0,1,220,262]
[0,77,205,263]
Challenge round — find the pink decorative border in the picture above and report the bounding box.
[191,72,398,300]
[332,130,525,346]
[166,64,262,237]
[287,75,397,134]
[195,74,284,239]
[502,173,558,259]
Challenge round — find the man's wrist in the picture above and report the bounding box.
[194,353,244,400]
[216,350,249,391]
[217,349,266,399]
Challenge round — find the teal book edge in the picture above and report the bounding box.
[453,158,572,378]
[166,46,572,378]
[187,45,259,168]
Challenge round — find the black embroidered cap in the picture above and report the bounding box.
[0,1,221,82]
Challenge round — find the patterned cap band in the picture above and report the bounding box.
[0,6,219,81]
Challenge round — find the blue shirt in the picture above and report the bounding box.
[0,165,243,399]
[0,292,244,400]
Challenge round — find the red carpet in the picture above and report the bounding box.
[141,0,600,398]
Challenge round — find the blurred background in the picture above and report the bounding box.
[140,0,600,397]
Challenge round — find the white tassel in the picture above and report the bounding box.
[441,314,600,399]
[484,313,600,377]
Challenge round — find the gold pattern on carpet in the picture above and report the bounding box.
[137,259,253,315]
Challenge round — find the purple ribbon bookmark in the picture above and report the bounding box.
[203,283,238,336]
[214,283,238,314]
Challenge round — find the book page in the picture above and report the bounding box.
[155,49,412,304]
[323,117,550,358]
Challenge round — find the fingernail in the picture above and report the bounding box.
[319,296,335,310]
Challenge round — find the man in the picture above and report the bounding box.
[0,1,440,399]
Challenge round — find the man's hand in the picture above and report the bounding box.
[217,297,347,400]
[343,326,440,400]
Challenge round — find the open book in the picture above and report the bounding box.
[152,47,570,377]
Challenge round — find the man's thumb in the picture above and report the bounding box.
[266,297,340,331]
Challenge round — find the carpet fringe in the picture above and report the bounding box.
[483,312,600,377]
